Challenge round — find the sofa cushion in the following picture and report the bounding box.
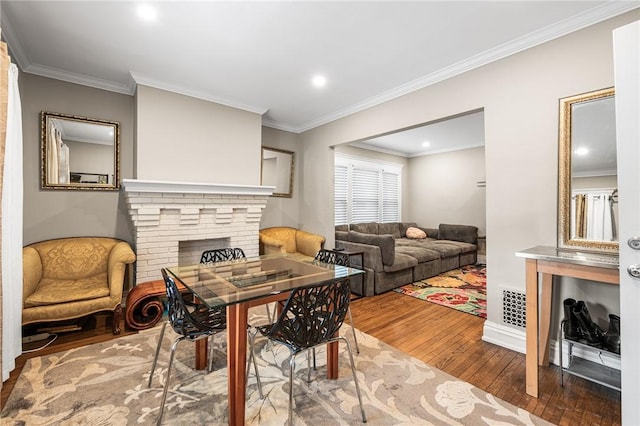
[377,222,401,238]
[382,253,418,273]
[24,273,110,307]
[440,240,477,253]
[405,226,427,239]
[335,230,349,241]
[335,224,349,232]
[351,222,379,235]
[438,224,478,244]
[349,231,395,266]
[426,241,462,257]
[395,246,440,263]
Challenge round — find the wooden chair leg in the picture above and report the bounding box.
[112,304,122,335]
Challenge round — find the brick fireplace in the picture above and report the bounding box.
[122,179,273,285]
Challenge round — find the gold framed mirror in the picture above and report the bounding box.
[558,87,617,252]
[41,111,120,190]
[260,146,294,198]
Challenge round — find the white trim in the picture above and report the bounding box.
[292,2,640,133]
[482,320,621,371]
[131,73,269,115]
[408,142,485,158]
[335,152,404,172]
[122,179,274,196]
[3,2,636,132]
[482,320,526,354]
[349,142,409,158]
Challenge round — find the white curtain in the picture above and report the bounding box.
[573,191,615,241]
[46,123,59,184]
[2,63,23,381]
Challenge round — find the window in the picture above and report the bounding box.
[334,154,402,225]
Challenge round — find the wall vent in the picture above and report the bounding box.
[503,290,526,328]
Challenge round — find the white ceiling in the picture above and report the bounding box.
[1,1,637,137]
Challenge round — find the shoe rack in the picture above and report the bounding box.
[559,320,621,391]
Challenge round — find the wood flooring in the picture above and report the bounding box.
[2,292,622,425]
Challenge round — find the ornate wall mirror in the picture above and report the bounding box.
[260,146,294,198]
[558,88,618,252]
[41,111,120,190]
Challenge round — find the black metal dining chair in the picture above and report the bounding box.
[200,247,246,264]
[148,268,262,425]
[200,247,274,324]
[314,249,360,353]
[253,278,367,425]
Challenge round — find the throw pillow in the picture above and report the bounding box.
[406,226,427,239]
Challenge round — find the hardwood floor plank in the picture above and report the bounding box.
[352,291,620,426]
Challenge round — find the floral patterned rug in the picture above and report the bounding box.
[1,309,550,426]
[394,263,487,318]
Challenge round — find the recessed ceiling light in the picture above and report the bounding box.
[422,141,431,148]
[575,147,589,156]
[137,4,157,22]
[312,75,327,88]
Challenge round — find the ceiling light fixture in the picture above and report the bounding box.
[137,4,157,22]
[422,141,430,147]
[312,75,327,88]
[574,147,589,156]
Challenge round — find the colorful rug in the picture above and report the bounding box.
[394,264,487,318]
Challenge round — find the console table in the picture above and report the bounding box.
[515,246,619,398]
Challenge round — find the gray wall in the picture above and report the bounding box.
[407,146,486,236]
[21,74,135,245]
[298,12,637,331]
[135,85,262,184]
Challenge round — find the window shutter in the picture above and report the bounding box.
[352,168,380,223]
[334,165,348,225]
[382,171,399,222]
[334,154,401,226]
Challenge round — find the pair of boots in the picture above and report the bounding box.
[562,298,620,354]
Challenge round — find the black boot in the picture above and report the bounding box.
[562,298,582,340]
[604,314,620,354]
[572,301,604,346]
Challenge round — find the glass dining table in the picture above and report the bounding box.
[166,254,364,426]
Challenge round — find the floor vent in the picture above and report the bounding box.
[503,290,526,328]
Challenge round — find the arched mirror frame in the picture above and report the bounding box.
[41,111,120,191]
[558,87,617,253]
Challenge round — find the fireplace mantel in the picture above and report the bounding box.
[122,179,274,196]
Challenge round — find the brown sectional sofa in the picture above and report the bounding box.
[335,222,478,296]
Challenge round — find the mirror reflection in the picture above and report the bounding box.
[261,146,294,198]
[558,88,617,252]
[41,111,120,190]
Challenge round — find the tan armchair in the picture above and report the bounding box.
[259,227,325,259]
[23,237,136,334]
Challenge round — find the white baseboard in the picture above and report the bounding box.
[482,320,620,371]
[482,320,526,354]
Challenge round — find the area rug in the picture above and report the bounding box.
[2,318,548,425]
[394,264,487,318]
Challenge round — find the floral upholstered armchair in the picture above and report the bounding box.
[22,237,136,334]
[259,227,325,259]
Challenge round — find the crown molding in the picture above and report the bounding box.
[28,64,134,95]
[291,1,640,133]
[0,12,31,70]
[408,142,485,158]
[130,72,269,115]
[261,118,301,134]
[348,142,409,158]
